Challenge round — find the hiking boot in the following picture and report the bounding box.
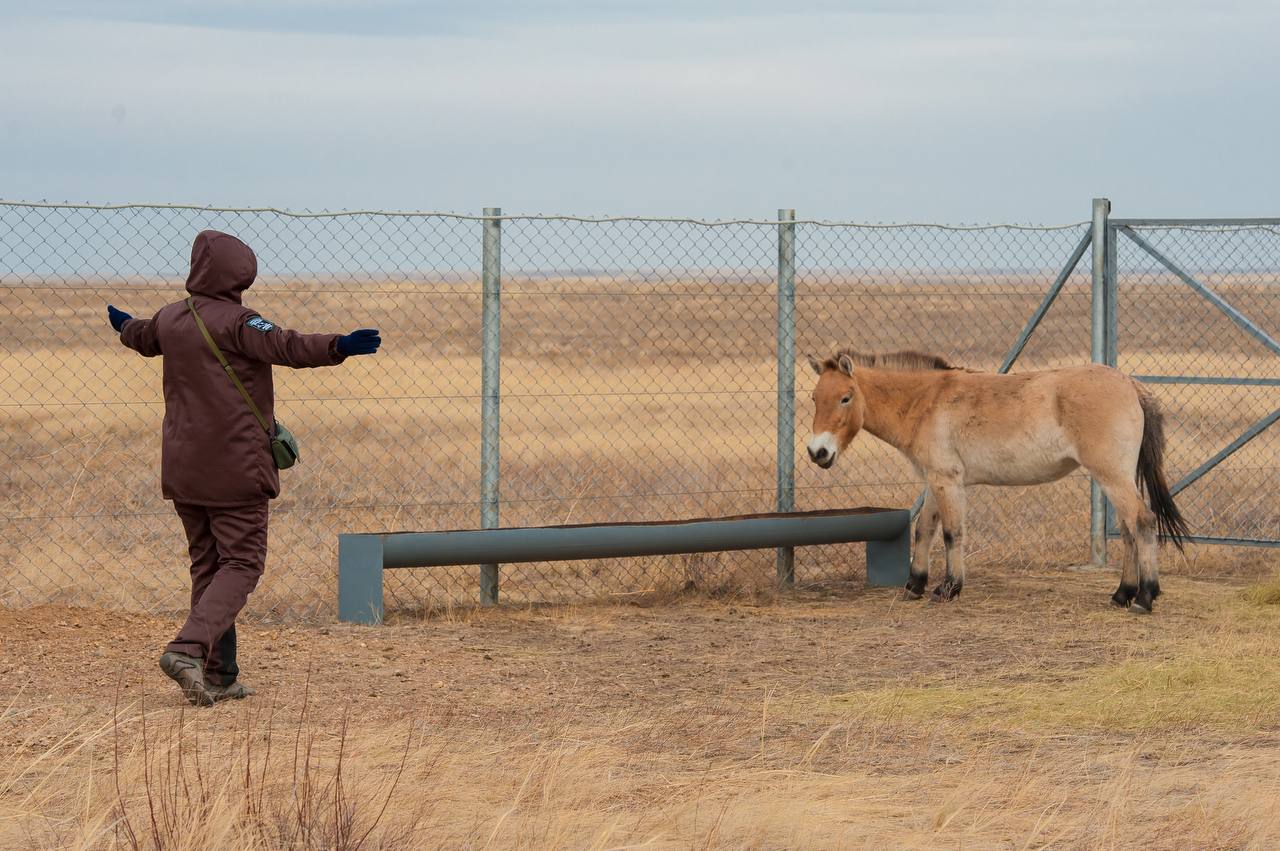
[206,680,257,702]
[159,651,214,707]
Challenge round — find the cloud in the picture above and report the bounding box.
[21,1,1003,37]
[1,1,1277,218]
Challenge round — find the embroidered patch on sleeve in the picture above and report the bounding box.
[246,316,276,333]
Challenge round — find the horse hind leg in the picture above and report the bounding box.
[1110,524,1140,609]
[1094,473,1156,613]
[1131,505,1161,614]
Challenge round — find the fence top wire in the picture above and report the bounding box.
[1117,222,1280,236]
[0,199,1087,231]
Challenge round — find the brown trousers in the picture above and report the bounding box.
[166,501,268,686]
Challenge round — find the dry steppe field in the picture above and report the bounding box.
[4,276,1277,614]
[3,274,1278,848]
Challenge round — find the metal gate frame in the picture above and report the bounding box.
[1098,205,1280,553]
[912,198,1280,564]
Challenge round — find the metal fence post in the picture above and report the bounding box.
[1089,197,1111,567]
[1104,209,1119,542]
[776,208,797,587]
[480,207,502,605]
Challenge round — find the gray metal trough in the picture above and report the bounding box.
[338,507,911,624]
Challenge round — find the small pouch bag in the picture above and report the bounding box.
[188,297,300,470]
[270,420,300,469]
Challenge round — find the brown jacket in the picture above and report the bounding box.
[119,231,345,506]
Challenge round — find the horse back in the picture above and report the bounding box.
[919,365,1143,485]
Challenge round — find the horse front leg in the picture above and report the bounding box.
[929,479,966,602]
[905,489,939,600]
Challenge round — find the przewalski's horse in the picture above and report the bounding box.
[805,350,1189,614]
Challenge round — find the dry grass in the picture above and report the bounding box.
[15,706,1280,850]
[3,567,1279,849]
[825,650,1280,733]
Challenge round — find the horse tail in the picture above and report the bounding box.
[1136,387,1190,550]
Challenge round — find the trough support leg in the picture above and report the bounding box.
[338,534,385,625]
[480,564,499,607]
[866,523,911,587]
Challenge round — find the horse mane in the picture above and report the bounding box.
[820,348,965,374]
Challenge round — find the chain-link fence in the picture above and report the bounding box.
[2,201,1274,619]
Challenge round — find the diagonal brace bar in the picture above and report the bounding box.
[1170,406,1280,497]
[1118,226,1280,359]
[998,230,1092,374]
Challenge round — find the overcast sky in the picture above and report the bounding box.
[2,1,1277,222]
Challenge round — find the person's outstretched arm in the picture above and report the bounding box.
[231,313,381,368]
[109,304,162,357]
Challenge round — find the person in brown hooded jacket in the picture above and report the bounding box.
[109,230,381,705]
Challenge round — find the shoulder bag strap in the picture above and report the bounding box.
[186,297,272,435]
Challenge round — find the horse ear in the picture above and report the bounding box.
[837,353,855,376]
[806,354,823,375]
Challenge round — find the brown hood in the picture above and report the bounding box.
[185,230,257,302]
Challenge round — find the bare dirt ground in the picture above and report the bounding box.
[4,565,1279,849]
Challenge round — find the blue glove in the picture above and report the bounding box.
[107,305,132,332]
[337,328,381,356]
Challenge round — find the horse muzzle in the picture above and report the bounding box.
[806,434,838,469]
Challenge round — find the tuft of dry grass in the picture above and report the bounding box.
[6,696,429,850]
[1244,571,1280,607]
[824,651,1280,733]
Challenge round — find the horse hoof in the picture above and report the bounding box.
[903,588,923,601]
[1111,584,1138,609]
[1129,602,1152,615]
[930,582,961,602]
